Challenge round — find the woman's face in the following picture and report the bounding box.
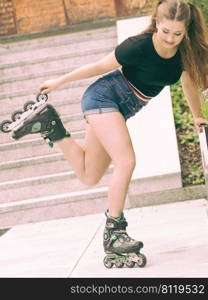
[156,18,186,48]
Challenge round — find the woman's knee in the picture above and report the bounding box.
[81,174,101,186]
[114,153,136,172]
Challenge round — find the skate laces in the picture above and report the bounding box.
[113,230,135,243]
[105,210,136,242]
[41,133,54,148]
[41,130,71,148]
[106,215,133,242]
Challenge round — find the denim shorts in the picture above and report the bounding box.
[81,69,148,121]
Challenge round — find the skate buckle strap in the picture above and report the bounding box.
[42,136,54,148]
[109,234,119,246]
[117,219,128,230]
[109,230,131,246]
[42,131,71,148]
[48,141,54,148]
[65,131,71,139]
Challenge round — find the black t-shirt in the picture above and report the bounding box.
[115,33,183,97]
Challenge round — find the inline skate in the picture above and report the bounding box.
[0,93,70,147]
[103,211,147,268]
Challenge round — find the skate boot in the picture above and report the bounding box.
[0,93,70,147]
[103,211,147,268]
[14,104,70,146]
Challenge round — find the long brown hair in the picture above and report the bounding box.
[142,0,208,89]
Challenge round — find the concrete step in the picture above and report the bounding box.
[0,153,67,181]
[0,69,101,94]
[0,25,117,227]
[0,76,99,101]
[1,151,113,183]
[0,166,113,203]
[0,48,114,80]
[0,131,85,161]
[0,36,116,66]
[0,98,83,119]
[0,186,109,228]
[0,26,116,55]
[0,88,85,116]
[0,149,113,182]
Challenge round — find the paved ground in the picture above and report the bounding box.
[0,198,207,278]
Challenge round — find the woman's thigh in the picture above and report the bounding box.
[83,122,111,183]
[86,112,135,167]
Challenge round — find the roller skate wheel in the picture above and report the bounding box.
[36,93,48,102]
[11,110,23,122]
[114,257,124,268]
[137,253,147,268]
[24,101,35,111]
[103,256,113,269]
[125,259,135,268]
[0,120,12,133]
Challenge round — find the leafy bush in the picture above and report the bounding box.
[189,0,208,23]
[170,82,205,186]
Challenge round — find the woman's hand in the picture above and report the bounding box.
[194,117,208,133]
[39,78,61,94]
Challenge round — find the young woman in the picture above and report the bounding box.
[8,0,208,267]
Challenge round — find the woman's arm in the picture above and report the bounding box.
[181,71,202,119]
[39,51,121,94]
[181,71,208,133]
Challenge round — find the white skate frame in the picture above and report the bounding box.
[4,95,48,134]
[199,125,208,203]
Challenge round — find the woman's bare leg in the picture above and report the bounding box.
[86,112,136,218]
[57,111,135,218]
[57,122,111,185]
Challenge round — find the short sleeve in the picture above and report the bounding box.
[115,36,142,67]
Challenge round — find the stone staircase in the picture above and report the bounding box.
[0,26,117,228]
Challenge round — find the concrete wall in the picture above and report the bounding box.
[13,0,66,34]
[63,0,116,24]
[0,0,117,35]
[0,0,152,36]
[0,0,16,35]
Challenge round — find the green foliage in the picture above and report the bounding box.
[189,0,208,23]
[170,82,205,186]
[201,104,208,120]
[171,83,194,134]
[200,90,208,120]
[189,166,204,185]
